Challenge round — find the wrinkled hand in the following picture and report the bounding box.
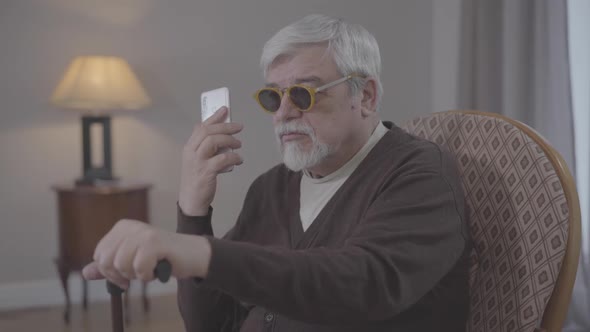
[179,107,243,216]
[82,219,211,290]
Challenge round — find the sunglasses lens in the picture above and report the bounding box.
[289,86,312,110]
[258,89,282,112]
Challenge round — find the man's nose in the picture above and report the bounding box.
[273,93,302,124]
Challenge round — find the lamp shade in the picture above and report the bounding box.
[51,56,151,112]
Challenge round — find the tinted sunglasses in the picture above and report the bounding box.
[253,74,358,113]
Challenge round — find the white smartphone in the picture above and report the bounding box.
[201,87,233,172]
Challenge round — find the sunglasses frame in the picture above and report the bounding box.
[254,74,359,113]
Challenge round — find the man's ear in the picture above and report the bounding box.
[360,78,378,117]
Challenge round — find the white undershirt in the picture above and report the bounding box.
[299,122,388,231]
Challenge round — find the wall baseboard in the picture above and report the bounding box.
[0,275,176,311]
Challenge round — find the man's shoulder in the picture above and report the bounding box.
[368,122,459,178]
[379,123,449,164]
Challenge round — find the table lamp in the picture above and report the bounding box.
[50,56,151,185]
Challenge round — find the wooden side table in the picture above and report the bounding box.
[52,182,152,323]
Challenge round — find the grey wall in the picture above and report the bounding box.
[0,0,449,284]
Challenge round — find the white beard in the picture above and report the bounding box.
[275,122,334,172]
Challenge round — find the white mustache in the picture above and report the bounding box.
[275,122,315,138]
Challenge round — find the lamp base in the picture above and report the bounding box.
[75,173,119,186]
[77,115,117,186]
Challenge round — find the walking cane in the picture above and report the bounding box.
[106,260,172,332]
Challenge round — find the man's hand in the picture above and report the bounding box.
[82,220,211,289]
[179,107,243,216]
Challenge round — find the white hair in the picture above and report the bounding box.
[260,14,383,110]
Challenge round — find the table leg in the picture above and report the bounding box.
[54,258,71,324]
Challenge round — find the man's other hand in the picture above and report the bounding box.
[82,219,211,290]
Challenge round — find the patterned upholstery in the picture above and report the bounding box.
[402,111,570,332]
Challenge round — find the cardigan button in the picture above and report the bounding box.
[264,313,275,323]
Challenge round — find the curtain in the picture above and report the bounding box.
[564,0,590,331]
[458,0,575,170]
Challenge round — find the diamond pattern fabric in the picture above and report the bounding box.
[402,112,569,332]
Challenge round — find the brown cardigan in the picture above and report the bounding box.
[176,122,471,331]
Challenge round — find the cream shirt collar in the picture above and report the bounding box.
[303,122,388,184]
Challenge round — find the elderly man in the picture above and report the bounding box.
[84,14,470,331]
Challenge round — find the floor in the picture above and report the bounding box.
[0,295,184,332]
